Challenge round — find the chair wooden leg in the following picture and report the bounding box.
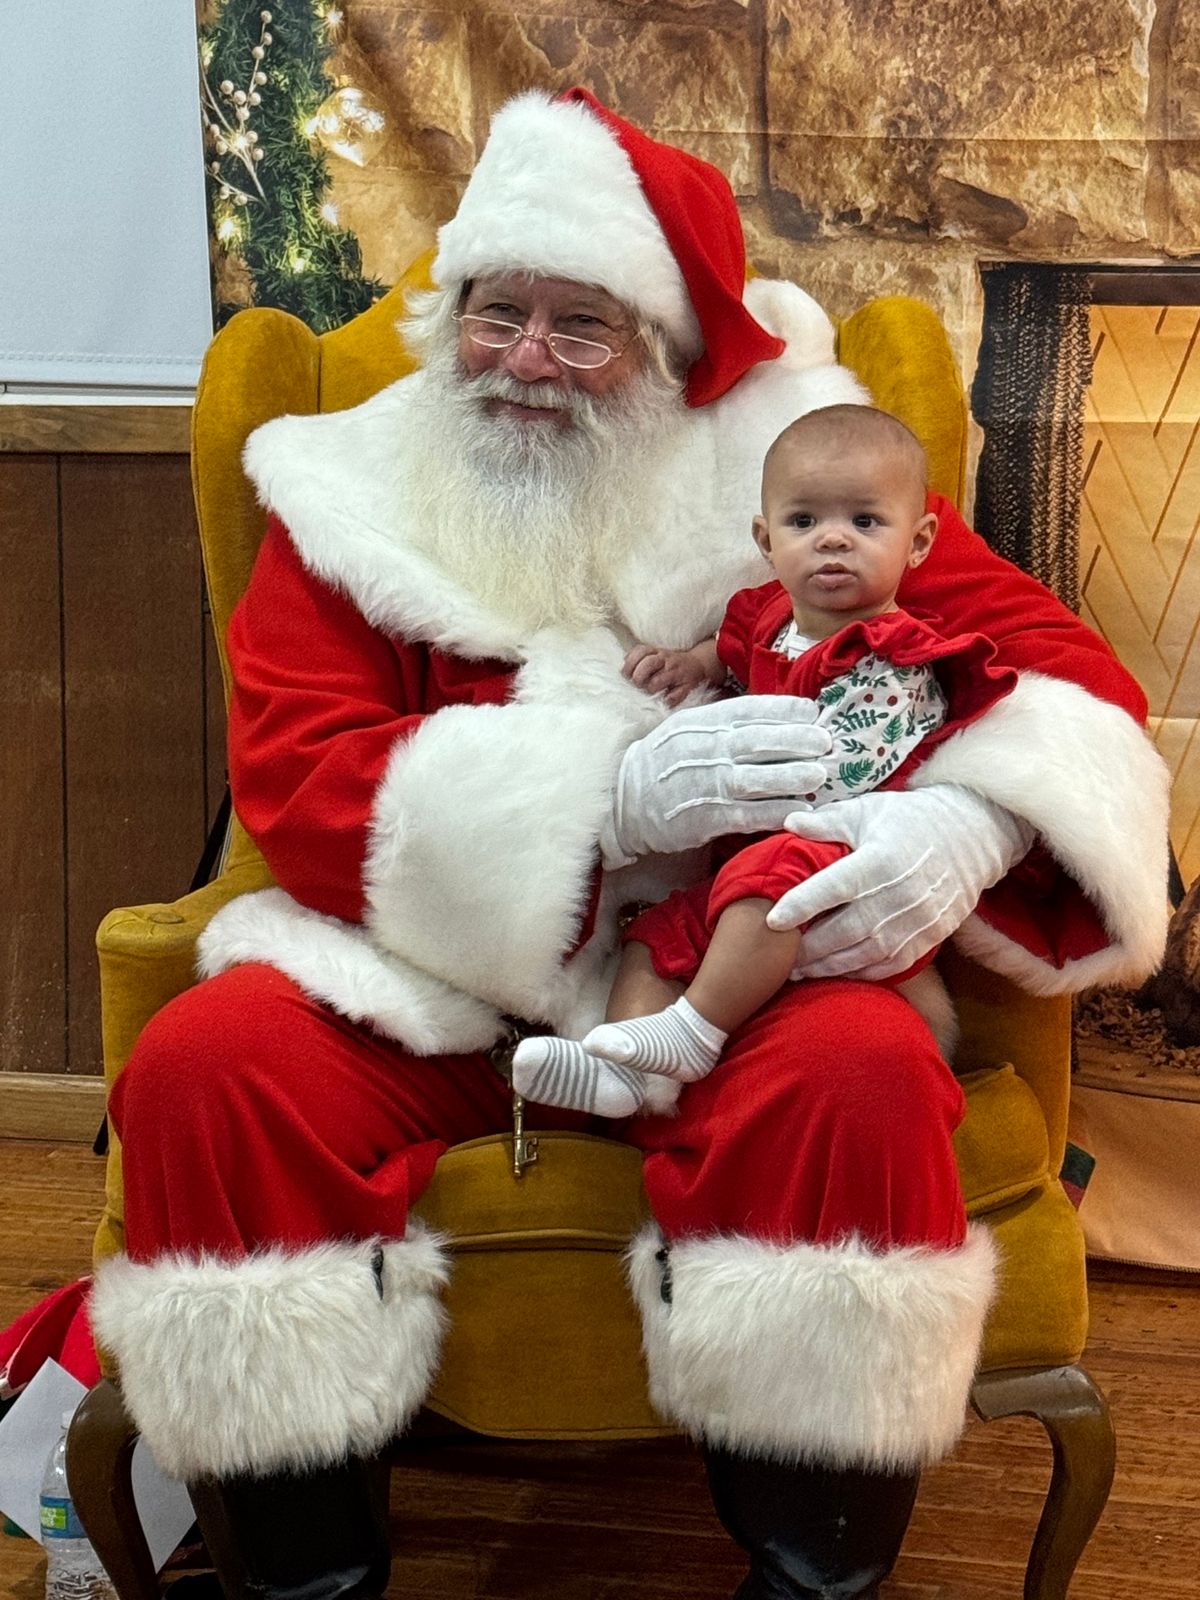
[66,1378,163,1600]
[971,1363,1115,1600]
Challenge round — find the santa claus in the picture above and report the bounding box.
[90,88,1168,1598]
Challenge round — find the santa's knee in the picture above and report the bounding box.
[803,990,967,1247]
[678,981,968,1248]
[732,981,962,1142]
[111,963,302,1149]
[827,984,965,1147]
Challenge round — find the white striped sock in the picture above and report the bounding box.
[511,1034,647,1118]
[583,997,727,1083]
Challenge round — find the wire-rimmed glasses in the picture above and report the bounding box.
[452,312,641,371]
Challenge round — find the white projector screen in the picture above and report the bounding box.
[0,3,213,394]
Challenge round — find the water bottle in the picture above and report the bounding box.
[39,1411,115,1600]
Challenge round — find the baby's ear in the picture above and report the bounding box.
[752,514,773,562]
[908,511,938,567]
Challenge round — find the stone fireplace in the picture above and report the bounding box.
[208,1,1200,401]
[1082,276,1200,884]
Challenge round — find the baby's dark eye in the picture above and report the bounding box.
[790,513,815,530]
[852,515,876,530]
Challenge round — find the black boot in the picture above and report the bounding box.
[187,1454,392,1600]
[704,1447,920,1599]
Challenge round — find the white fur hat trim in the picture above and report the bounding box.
[434,91,703,358]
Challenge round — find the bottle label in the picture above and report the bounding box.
[39,1495,85,1539]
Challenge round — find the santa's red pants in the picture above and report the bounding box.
[102,933,986,1484]
[112,953,966,1263]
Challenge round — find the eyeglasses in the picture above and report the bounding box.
[453,312,641,371]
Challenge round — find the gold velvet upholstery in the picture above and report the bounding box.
[81,266,1116,1600]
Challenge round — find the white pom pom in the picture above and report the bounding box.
[743,279,837,372]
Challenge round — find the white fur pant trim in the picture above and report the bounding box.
[627,1223,997,1471]
[90,1227,449,1481]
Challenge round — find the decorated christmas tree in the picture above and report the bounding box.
[199,0,383,330]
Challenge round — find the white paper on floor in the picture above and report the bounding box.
[0,1359,194,1571]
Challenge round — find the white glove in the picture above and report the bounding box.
[601,696,833,868]
[766,783,1036,980]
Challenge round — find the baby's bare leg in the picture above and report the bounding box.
[606,941,683,1021]
[686,898,803,1033]
[586,900,802,1081]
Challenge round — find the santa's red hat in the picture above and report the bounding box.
[433,87,785,407]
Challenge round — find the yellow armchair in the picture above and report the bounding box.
[74,266,1113,1600]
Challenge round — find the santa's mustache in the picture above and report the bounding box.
[458,367,612,430]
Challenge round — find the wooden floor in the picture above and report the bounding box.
[2,1139,1197,1600]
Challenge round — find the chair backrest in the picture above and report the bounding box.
[837,295,967,505]
[191,255,434,704]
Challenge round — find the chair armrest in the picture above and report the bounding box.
[96,855,275,1090]
[837,296,967,505]
[940,944,1072,1174]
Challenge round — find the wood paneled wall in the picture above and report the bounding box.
[0,448,225,1078]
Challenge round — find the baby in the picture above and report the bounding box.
[513,403,1013,1117]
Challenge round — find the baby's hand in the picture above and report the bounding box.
[624,643,715,708]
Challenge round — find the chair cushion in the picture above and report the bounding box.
[413,1130,651,1247]
[978,1181,1089,1370]
[412,1133,668,1438]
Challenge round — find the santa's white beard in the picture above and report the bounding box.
[400,342,687,632]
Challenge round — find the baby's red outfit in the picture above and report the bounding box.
[626,581,1018,985]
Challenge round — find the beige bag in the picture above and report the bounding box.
[1069,1076,1200,1271]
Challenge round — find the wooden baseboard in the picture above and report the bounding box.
[0,1073,107,1144]
[0,404,191,453]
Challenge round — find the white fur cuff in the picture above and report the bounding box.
[198,886,502,1057]
[91,1229,449,1480]
[628,1224,997,1471]
[363,671,653,1026]
[913,671,1170,992]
